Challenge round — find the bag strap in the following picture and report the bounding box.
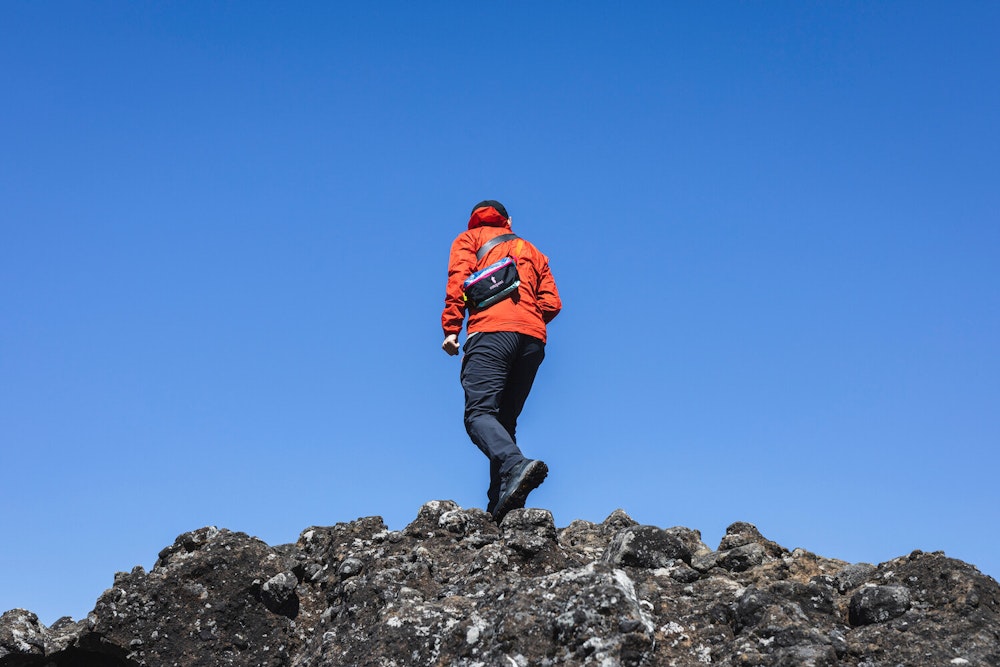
[475,233,519,262]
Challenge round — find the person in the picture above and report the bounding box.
[441,200,562,523]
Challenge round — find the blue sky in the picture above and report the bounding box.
[2,2,997,625]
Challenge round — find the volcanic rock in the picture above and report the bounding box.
[2,503,998,666]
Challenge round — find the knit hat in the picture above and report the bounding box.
[468,200,510,229]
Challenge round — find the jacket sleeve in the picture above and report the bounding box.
[535,254,562,324]
[442,233,477,337]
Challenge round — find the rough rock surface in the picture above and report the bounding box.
[2,501,999,666]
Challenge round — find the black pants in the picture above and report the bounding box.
[461,331,546,512]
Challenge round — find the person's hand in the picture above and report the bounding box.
[442,334,460,356]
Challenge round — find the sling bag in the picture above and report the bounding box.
[462,233,523,310]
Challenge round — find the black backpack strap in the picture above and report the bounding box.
[475,233,519,261]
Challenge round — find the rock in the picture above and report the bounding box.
[849,584,911,626]
[691,549,721,572]
[336,557,363,578]
[501,507,558,557]
[557,509,640,564]
[92,526,310,666]
[0,609,45,659]
[402,499,460,538]
[720,521,786,555]
[835,562,877,593]
[664,526,710,558]
[528,562,655,666]
[719,521,785,557]
[718,542,767,572]
[260,571,299,616]
[708,522,791,575]
[666,562,701,583]
[603,508,640,532]
[2,503,998,667]
[602,525,692,568]
[42,616,84,655]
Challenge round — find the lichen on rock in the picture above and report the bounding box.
[2,503,998,666]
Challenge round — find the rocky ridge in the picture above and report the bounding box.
[2,501,998,666]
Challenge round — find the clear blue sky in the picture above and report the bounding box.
[2,2,997,625]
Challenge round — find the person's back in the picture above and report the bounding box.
[441,200,561,522]
[443,222,560,344]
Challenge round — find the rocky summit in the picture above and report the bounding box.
[2,502,998,666]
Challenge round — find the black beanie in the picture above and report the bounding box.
[470,200,509,219]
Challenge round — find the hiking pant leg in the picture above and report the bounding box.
[497,335,545,442]
[462,332,546,512]
[487,458,503,516]
[461,331,527,480]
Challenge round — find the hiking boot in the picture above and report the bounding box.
[493,459,548,523]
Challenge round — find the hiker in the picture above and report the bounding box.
[441,200,562,522]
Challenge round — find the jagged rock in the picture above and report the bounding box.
[840,550,1000,664]
[501,507,558,557]
[42,616,84,655]
[664,526,709,558]
[602,525,692,568]
[336,557,363,578]
[261,571,300,617]
[558,509,640,563]
[848,584,911,626]
[85,525,320,667]
[718,542,768,572]
[835,562,877,594]
[691,548,721,572]
[719,521,786,557]
[2,504,999,667]
[0,609,45,660]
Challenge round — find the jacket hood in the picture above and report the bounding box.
[468,203,511,230]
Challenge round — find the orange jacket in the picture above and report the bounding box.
[442,216,561,343]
